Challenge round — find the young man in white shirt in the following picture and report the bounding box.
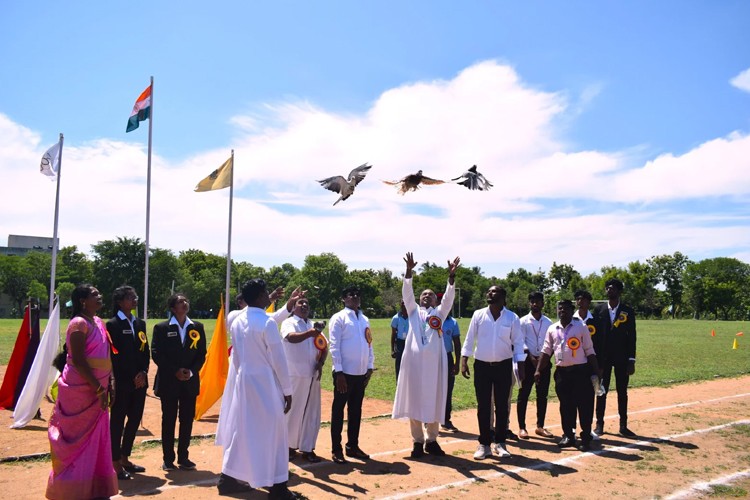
[460,285,526,460]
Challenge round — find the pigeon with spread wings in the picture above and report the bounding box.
[317,163,372,206]
[382,170,445,195]
[452,165,493,191]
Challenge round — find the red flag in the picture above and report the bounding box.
[0,306,32,409]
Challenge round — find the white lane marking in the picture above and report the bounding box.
[377,420,750,500]
[665,468,750,499]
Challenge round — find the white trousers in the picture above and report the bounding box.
[286,375,321,453]
[409,419,440,444]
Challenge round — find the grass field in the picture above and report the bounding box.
[1,317,747,411]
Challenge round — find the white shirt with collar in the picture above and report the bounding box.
[519,312,553,357]
[117,309,136,333]
[573,309,593,322]
[461,306,526,363]
[169,315,193,344]
[328,307,374,376]
[608,301,620,325]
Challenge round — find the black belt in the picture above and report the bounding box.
[556,364,589,372]
[475,359,510,366]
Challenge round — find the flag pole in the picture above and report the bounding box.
[224,150,234,319]
[143,76,154,321]
[48,133,63,315]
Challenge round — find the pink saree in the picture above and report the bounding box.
[46,316,118,500]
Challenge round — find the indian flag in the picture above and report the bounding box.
[126,84,152,132]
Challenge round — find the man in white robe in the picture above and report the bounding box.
[215,279,298,499]
[392,252,460,458]
[281,298,327,463]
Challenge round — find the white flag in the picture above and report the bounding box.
[40,140,61,179]
[12,302,60,428]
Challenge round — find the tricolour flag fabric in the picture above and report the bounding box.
[126,84,152,133]
[12,302,60,428]
[13,304,41,408]
[194,298,229,420]
[40,140,61,179]
[0,306,32,409]
[194,157,233,192]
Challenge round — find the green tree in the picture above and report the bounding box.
[648,252,691,318]
[57,246,93,285]
[92,237,145,302]
[0,255,32,314]
[684,257,750,320]
[293,253,348,318]
[28,280,48,304]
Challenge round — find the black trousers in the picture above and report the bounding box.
[394,339,405,380]
[516,356,550,430]
[555,364,594,442]
[330,372,367,453]
[110,385,147,460]
[159,383,197,464]
[474,359,512,445]
[445,353,456,424]
[596,359,630,428]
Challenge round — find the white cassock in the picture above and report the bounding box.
[280,315,325,453]
[392,278,455,424]
[216,307,292,488]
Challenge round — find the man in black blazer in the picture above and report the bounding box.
[151,293,207,470]
[107,286,150,479]
[593,278,637,437]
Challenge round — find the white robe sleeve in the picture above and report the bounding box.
[435,281,455,320]
[265,319,292,395]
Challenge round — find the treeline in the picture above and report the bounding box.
[1,237,748,320]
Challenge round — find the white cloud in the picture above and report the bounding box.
[730,67,750,93]
[1,60,749,280]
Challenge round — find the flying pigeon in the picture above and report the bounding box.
[382,170,445,195]
[317,163,372,206]
[451,165,493,191]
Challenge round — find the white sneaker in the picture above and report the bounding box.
[591,430,601,441]
[491,442,511,458]
[473,444,491,460]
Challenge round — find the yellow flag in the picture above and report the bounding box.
[194,157,232,192]
[194,297,229,420]
[266,302,275,313]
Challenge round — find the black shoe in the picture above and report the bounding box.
[122,462,146,473]
[345,446,370,460]
[302,451,321,463]
[269,482,299,500]
[178,459,196,470]
[557,435,576,448]
[161,462,176,471]
[117,470,133,480]
[594,423,604,436]
[505,429,518,440]
[619,427,636,438]
[289,448,297,461]
[577,442,591,452]
[332,450,347,464]
[217,474,252,495]
[441,422,459,433]
[411,442,425,458]
[424,440,446,456]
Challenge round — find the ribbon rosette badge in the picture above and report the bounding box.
[427,316,443,337]
[613,312,628,328]
[188,329,200,349]
[314,334,328,351]
[138,331,148,351]
[587,324,596,336]
[566,336,581,357]
[364,327,372,345]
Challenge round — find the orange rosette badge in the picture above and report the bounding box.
[613,312,628,328]
[364,327,372,345]
[188,329,200,349]
[587,324,596,336]
[138,331,148,351]
[566,336,581,357]
[314,334,328,351]
[427,316,443,336]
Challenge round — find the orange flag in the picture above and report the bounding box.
[711,329,716,337]
[194,297,229,420]
[736,332,744,336]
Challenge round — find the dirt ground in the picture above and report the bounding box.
[1,367,749,499]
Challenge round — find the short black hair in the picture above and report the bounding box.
[242,279,267,303]
[605,278,625,291]
[528,291,544,302]
[574,289,592,300]
[341,285,360,298]
[490,285,507,298]
[557,299,574,311]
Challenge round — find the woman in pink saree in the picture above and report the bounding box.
[47,284,118,499]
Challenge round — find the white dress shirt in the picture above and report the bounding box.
[519,312,553,357]
[280,315,321,378]
[328,307,374,375]
[461,306,526,363]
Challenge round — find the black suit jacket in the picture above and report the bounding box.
[151,319,207,398]
[106,314,150,391]
[593,302,637,364]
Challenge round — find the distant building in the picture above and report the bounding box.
[1,234,58,257]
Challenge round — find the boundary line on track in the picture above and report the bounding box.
[664,468,750,499]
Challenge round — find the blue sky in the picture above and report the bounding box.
[1,1,749,279]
